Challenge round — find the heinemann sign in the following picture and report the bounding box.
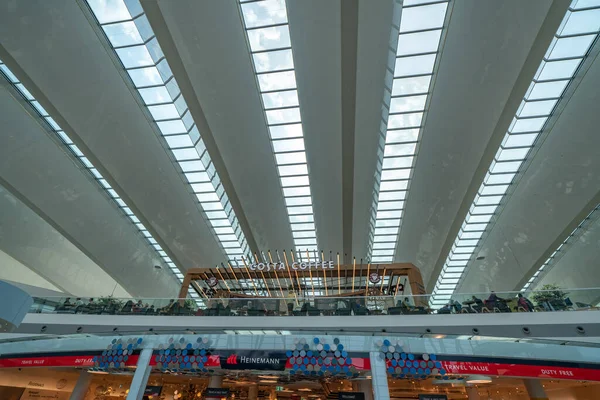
[246,261,334,272]
[220,350,286,371]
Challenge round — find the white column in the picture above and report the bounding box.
[248,384,258,400]
[524,379,548,400]
[465,386,481,400]
[69,371,93,400]
[126,348,153,400]
[369,351,390,400]
[206,375,224,400]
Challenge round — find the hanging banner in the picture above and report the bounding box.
[220,351,287,371]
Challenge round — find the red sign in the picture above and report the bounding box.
[440,361,600,382]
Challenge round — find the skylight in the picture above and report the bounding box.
[367,0,450,264]
[0,59,184,285]
[238,0,318,258]
[85,0,250,264]
[430,0,600,307]
[522,203,600,292]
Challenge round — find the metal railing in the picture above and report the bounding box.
[27,288,600,317]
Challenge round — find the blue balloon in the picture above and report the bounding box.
[388,367,394,373]
[408,353,415,360]
[313,338,320,344]
[307,351,313,357]
[286,350,292,357]
[430,354,437,361]
[324,344,330,351]
[401,353,407,360]
[391,360,397,367]
[383,339,390,346]
[435,362,442,369]
[410,368,416,374]
[440,369,446,375]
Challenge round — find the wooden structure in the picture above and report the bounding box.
[178,262,425,303]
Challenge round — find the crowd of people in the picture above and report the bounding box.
[47,291,566,316]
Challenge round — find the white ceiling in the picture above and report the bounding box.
[0,0,598,298]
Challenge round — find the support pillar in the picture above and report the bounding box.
[69,371,92,400]
[206,375,224,400]
[465,386,481,400]
[248,384,258,400]
[126,348,153,400]
[369,351,390,400]
[524,380,548,400]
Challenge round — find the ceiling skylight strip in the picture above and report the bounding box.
[522,203,600,292]
[238,0,318,258]
[0,59,184,284]
[85,0,250,263]
[367,0,450,264]
[430,1,600,306]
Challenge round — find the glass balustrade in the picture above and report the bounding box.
[26,287,600,317]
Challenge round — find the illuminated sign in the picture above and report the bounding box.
[247,261,334,272]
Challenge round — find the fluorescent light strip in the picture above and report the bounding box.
[430,0,600,306]
[238,0,318,258]
[522,203,600,292]
[367,0,450,264]
[0,59,184,284]
[85,0,249,264]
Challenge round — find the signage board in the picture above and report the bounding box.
[20,389,70,400]
[418,395,447,400]
[339,392,365,400]
[205,388,230,397]
[247,261,334,272]
[220,350,287,371]
[144,386,162,396]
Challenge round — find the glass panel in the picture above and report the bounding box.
[285,196,312,206]
[392,76,432,95]
[165,134,194,149]
[258,70,296,91]
[116,45,154,68]
[380,180,408,191]
[378,201,405,210]
[269,123,303,139]
[88,0,132,23]
[503,133,537,148]
[275,152,306,164]
[386,129,420,143]
[378,191,406,201]
[399,3,447,32]
[172,148,198,161]
[394,54,436,77]
[537,59,581,81]
[148,104,180,120]
[382,156,413,169]
[281,175,310,187]
[241,0,288,28]
[480,185,509,196]
[384,143,417,157]
[266,107,301,124]
[247,26,291,52]
[157,120,187,135]
[547,35,595,60]
[510,117,547,133]
[103,21,143,47]
[497,147,529,161]
[519,99,557,117]
[558,9,600,36]
[283,186,311,197]
[526,80,568,100]
[262,90,299,109]
[381,169,411,180]
[490,161,522,174]
[253,49,294,72]
[138,86,171,104]
[397,30,442,56]
[128,66,163,87]
[390,95,427,113]
[278,164,308,176]
[272,138,305,152]
[387,112,423,129]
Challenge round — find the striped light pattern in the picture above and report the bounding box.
[238,0,318,258]
[431,0,600,307]
[85,0,249,272]
[368,0,450,263]
[0,59,184,285]
[522,204,600,292]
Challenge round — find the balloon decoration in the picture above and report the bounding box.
[286,337,360,378]
[155,336,214,374]
[374,339,464,381]
[90,337,143,372]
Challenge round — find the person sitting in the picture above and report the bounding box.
[470,296,484,312]
[160,299,176,315]
[438,303,452,314]
[450,299,462,313]
[517,293,534,312]
[486,291,507,312]
[75,298,84,306]
[56,298,75,312]
[132,300,144,313]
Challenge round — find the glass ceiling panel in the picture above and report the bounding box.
[430,0,600,308]
[366,0,450,264]
[239,0,318,255]
[0,58,183,287]
[86,0,251,281]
